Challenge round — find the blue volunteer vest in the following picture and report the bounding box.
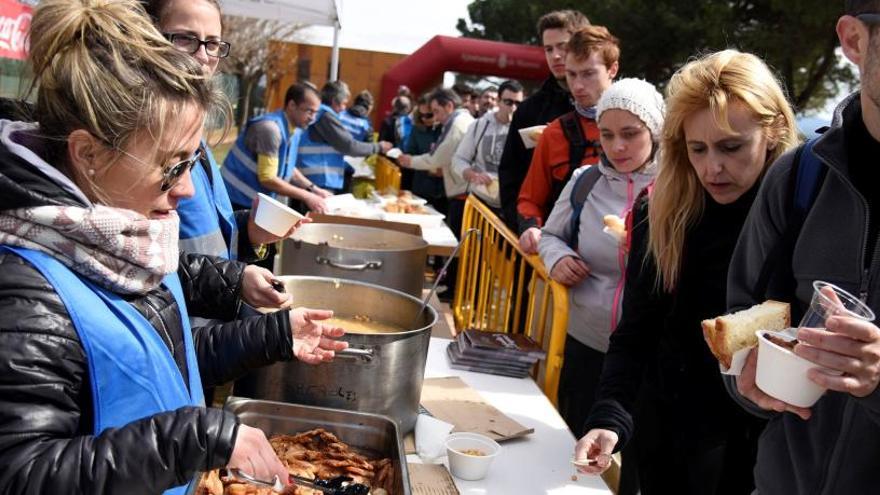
[338,109,372,142]
[1,246,204,495]
[222,110,300,209]
[177,142,239,259]
[296,104,347,190]
[398,114,414,149]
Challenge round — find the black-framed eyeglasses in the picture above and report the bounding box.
[117,147,203,192]
[164,33,231,58]
[857,13,880,25]
[421,112,434,119]
[502,98,523,107]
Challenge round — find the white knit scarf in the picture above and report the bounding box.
[0,205,179,294]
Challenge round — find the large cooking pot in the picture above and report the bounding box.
[278,223,428,297]
[234,276,438,433]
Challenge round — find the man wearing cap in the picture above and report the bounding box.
[725,1,880,492]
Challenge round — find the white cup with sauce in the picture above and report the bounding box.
[445,432,500,481]
[755,329,828,408]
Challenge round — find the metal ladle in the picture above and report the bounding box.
[413,227,482,326]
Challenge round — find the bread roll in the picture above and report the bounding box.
[602,214,626,242]
[701,300,790,369]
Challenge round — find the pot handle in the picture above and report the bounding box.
[316,256,383,271]
[336,346,375,363]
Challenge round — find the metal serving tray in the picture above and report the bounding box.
[201,396,411,495]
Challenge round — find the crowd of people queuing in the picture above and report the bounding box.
[0,0,879,493]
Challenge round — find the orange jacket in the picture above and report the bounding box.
[516,112,601,233]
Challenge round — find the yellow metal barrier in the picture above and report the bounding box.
[374,155,401,193]
[452,195,569,406]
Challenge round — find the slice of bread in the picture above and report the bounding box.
[701,300,790,369]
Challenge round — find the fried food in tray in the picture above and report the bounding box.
[197,428,394,495]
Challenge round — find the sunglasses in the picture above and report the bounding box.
[502,98,523,107]
[116,147,203,192]
[164,33,231,58]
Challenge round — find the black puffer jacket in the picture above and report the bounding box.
[0,123,294,493]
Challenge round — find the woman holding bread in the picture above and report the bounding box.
[538,78,662,436]
[575,50,799,494]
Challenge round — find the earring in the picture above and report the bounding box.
[88,169,95,176]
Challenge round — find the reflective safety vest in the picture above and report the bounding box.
[338,109,372,142]
[2,245,204,495]
[177,143,239,259]
[221,110,300,209]
[296,104,347,191]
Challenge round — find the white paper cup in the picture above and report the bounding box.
[254,193,304,237]
[445,432,500,481]
[755,329,828,408]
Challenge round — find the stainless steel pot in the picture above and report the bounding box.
[278,223,428,297]
[234,276,438,433]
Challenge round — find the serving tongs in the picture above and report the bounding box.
[226,468,370,494]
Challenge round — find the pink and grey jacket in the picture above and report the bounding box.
[538,156,656,352]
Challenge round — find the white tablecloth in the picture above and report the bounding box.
[415,337,611,494]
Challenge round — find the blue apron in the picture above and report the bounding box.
[222,110,300,209]
[296,104,347,190]
[177,143,239,259]
[2,246,205,495]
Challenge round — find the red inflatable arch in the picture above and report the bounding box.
[378,35,549,121]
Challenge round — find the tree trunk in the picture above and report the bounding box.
[238,77,257,129]
[794,33,839,111]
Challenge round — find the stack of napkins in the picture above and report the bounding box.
[446,330,546,378]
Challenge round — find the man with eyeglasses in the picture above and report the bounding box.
[451,80,524,212]
[222,82,331,215]
[723,2,880,493]
[296,80,393,195]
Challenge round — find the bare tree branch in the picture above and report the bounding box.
[220,15,301,127]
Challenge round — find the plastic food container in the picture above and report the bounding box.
[445,432,501,481]
[254,192,305,236]
[755,329,829,408]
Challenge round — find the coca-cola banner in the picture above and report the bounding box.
[0,0,30,61]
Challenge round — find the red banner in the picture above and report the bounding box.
[0,0,30,61]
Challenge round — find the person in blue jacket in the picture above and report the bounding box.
[297,80,393,194]
[0,1,347,493]
[339,89,375,142]
[146,0,300,263]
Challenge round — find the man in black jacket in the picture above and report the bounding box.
[724,2,880,493]
[498,9,588,230]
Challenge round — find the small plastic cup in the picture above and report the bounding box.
[445,432,500,481]
[254,193,305,237]
[799,281,875,330]
[755,329,828,407]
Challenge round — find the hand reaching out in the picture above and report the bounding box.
[289,308,349,364]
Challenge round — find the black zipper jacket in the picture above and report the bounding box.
[498,75,573,231]
[0,123,293,494]
[725,92,880,494]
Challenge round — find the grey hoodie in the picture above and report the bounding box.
[539,156,656,352]
[725,92,880,494]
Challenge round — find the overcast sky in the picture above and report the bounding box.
[292,0,474,55]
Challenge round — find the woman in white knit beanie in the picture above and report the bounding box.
[538,77,665,455]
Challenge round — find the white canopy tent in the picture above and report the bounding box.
[218,0,343,80]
